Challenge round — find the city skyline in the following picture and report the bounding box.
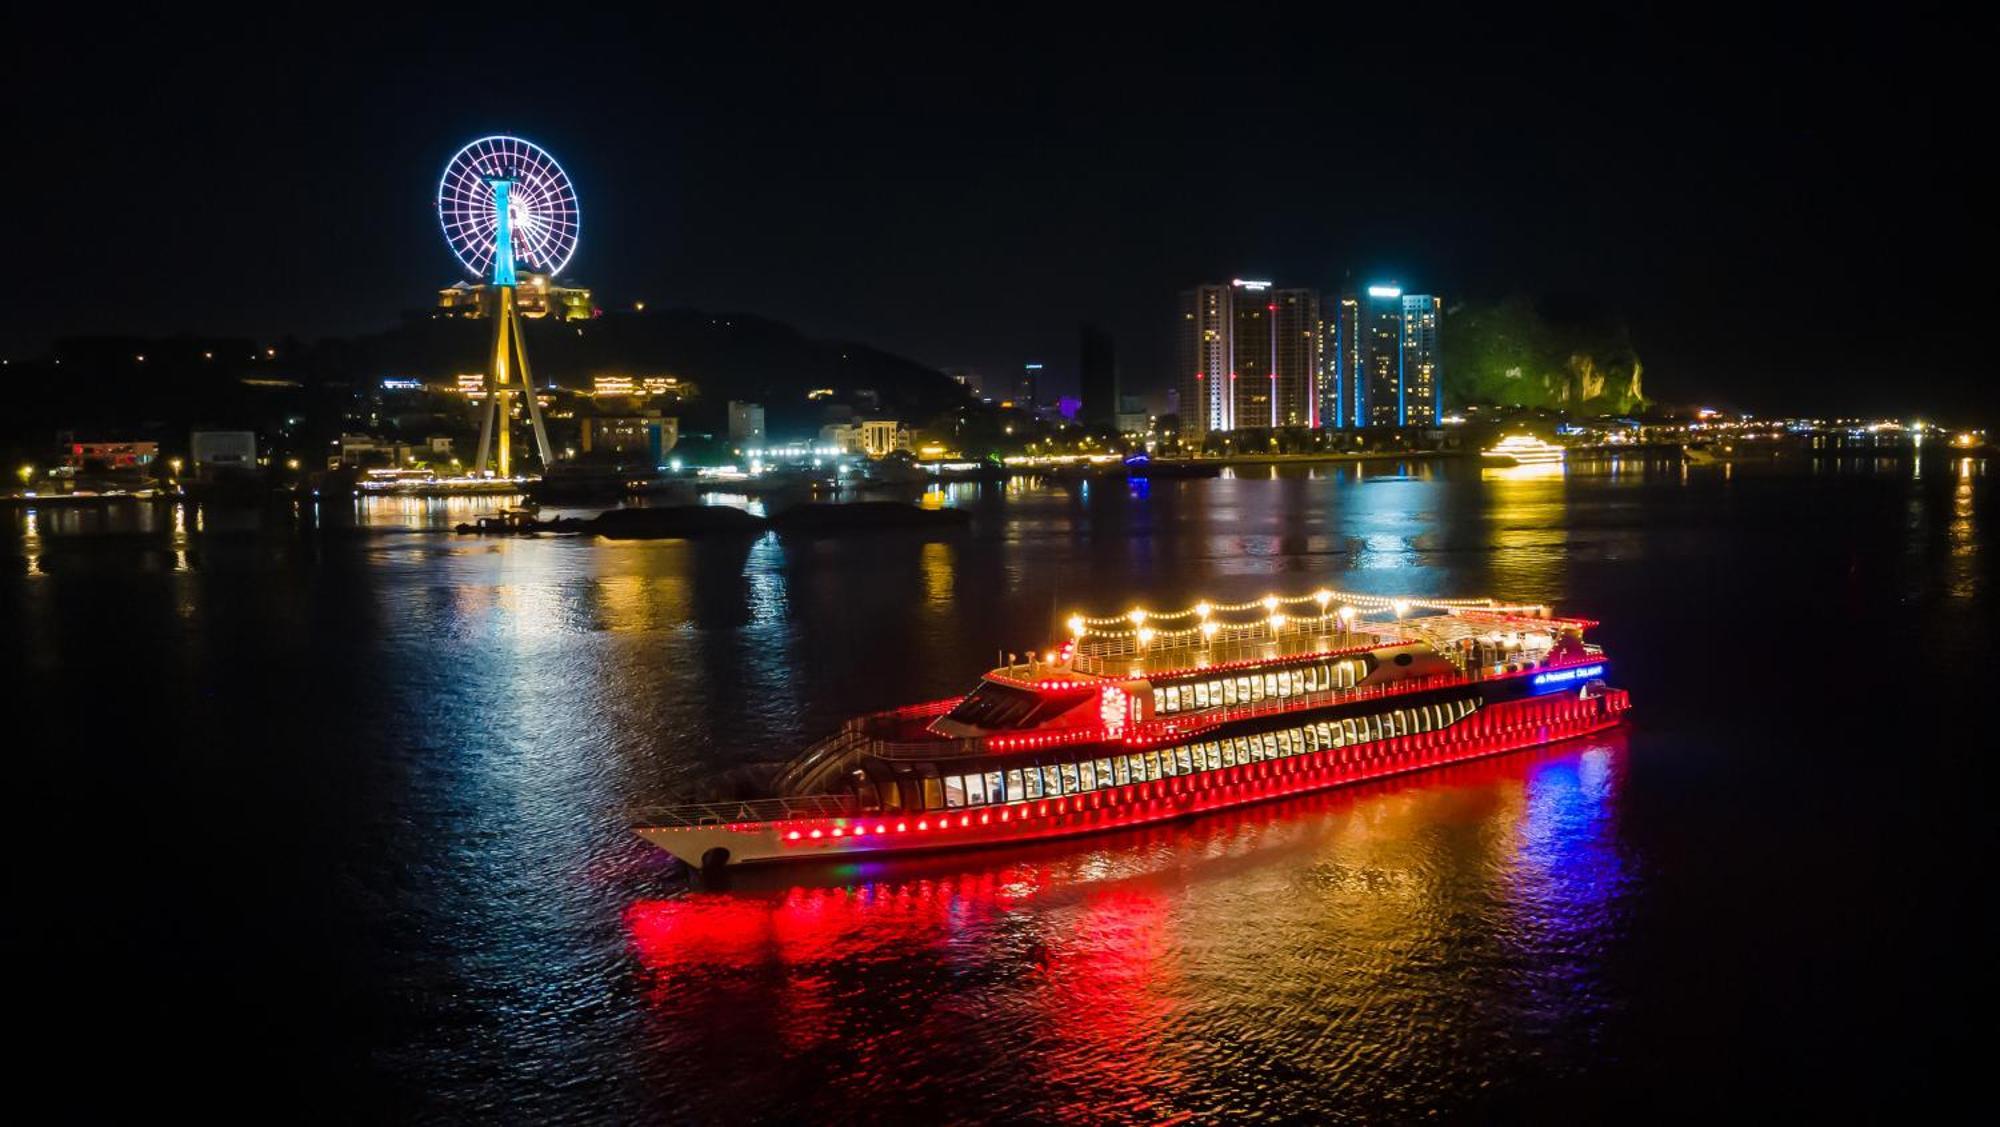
[3,14,1990,420]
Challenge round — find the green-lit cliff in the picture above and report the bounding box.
[1441,296,1647,414]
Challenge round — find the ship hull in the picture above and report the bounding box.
[637,687,1631,870]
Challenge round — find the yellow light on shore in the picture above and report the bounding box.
[1261,595,1279,612]
[1128,609,1148,626]
[1067,615,1086,636]
[1313,590,1333,609]
[1194,602,1212,620]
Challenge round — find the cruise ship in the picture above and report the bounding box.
[1481,434,1567,465]
[633,591,1631,871]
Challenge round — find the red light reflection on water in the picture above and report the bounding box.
[623,735,1630,1119]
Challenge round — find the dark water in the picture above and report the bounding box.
[4,456,1988,1121]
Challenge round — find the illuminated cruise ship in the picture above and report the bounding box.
[633,590,1631,871]
[1481,434,1567,465]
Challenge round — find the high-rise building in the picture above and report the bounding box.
[1360,286,1404,427]
[1321,295,1360,428]
[1401,294,1442,426]
[1176,280,1322,438]
[1350,285,1445,427]
[1078,324,1117,429]
[1017,363,1043,409]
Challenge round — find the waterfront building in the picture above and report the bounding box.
[1360,286,1404,427]
[1401,294,1442,427]
[727,401,766,443]
[436,272,592,321]
[1322,294,1359,429]
[1351,286,1444,428]
[1079,324,1117,429]
[62,440,158,470]
[1176,280,1323,439]
[580,415,678,463]
[1017,363,1043,410]
[858,419,906,457]
[191,430,257,475]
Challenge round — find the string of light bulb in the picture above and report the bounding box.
[1065,589,1548,641]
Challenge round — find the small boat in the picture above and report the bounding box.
[1481,434,1567,465]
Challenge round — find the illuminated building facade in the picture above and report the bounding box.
[1360,286,1405,427]
[1322,295,1359,428]
[1353,286,1444,427]
[436,273,592,321]
[1176,280,1323,438]
[580,415,678,462]
[1400,294,1442,427]
[62,441,158,470]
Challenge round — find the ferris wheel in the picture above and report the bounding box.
[437,135,580,281]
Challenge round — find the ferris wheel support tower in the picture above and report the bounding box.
[470,175,554,478]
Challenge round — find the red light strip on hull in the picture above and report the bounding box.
[721,690,1632,859]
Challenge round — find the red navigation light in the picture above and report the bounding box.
[786,830,801,840]
[917,820,929,831]
[809,829,822,839]
[896,822,907,833]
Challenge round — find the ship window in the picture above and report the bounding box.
[1194,682,1211,708]
[1343,719,1358,744]
[1153,688,1168,714]
[1044,766,1063,797]
[1078,760,1096,791]
[1128,752,1145,783]
[944,776,966,808]
[1176,747,1194,773]
[1159,750,1176,777]
[1221,740,1237,767]
[1206,744,1222,770]
[878,781,902,810]
[945,682,1073,730]
[1114,757,1131,786]
[1096,759,1113,787]
[1265,734,1280,759]
[1022,767,1043,800]
[1061,763,1080,794]
[986,771,1005,803]
[965,772,986,805]
[922,777,943,810]
[1006,768,1024,802]
[1144,751,1161,781]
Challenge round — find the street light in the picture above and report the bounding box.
[168,457,183,478]
[16,464,31,486]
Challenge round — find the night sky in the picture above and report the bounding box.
[4,12,1988,418]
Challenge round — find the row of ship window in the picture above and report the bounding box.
[1151,658,1370,715]
[924,697,1479,811]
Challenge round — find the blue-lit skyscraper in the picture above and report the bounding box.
[1401,293,1442,426]
[1360,285,1404,426]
